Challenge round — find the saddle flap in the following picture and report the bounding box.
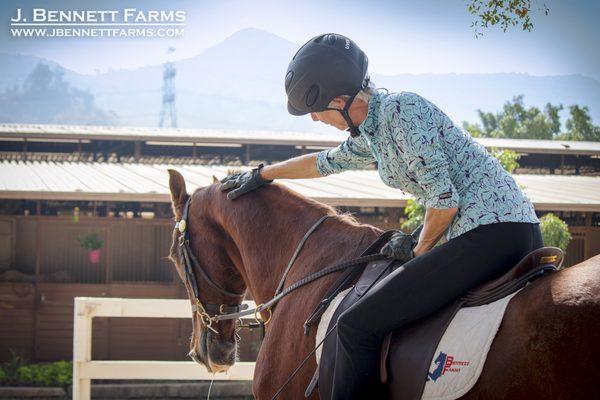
[303,230,397,335]
[355,260,394,296]
[382,300,463,399]
[316,259,396,399]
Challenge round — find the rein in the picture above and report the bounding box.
[216,253,387,322]
[177,195,393,398]
[176,197,387,332]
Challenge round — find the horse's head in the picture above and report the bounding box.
[167,169,246,373]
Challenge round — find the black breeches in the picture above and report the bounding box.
[330,222,543,400]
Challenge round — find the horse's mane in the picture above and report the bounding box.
[193,181,375,231]
[180,180,382,313]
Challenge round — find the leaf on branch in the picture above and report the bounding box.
[466,0,548,37]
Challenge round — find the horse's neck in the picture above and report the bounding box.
[221,194,375,305]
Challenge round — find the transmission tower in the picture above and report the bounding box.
[159,47,177,128]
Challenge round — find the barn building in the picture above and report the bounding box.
[0,124,599,363]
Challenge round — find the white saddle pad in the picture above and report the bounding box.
[315,287,520,400]
[315,287,352,365]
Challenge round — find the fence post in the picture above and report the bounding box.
[73,298,93,400]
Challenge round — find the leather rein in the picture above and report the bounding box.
[176,197,387,334]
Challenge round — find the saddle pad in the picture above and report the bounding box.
[315,287,352,365]
[422,289,520,399]
[315,288,520,399]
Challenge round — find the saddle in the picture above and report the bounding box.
[305,246,564,399]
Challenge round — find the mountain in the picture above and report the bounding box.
[0,28,599,131]
[0,53,65,90]
[64,28,307,131]
[0,55,117,125]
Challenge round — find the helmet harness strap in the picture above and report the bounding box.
[325,76,369,138]
[340,92,360,138]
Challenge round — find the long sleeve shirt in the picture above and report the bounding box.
[316,91,539,240]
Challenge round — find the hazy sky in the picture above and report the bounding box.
[1,0,598,80]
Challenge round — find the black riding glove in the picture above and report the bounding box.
[220,164,273,200]
[380,225,423,263]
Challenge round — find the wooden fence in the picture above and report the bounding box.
[72,297,256,400]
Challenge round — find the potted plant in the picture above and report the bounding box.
[77,232,104,264]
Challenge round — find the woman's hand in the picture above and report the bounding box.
[413,207,458,255]
[380,225,422,262]
[412,243,428,257]
[220,164,273,200]
[220,153,323,200]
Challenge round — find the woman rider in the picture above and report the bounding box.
[220,33,542,399]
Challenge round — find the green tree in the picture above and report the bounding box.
[464,96,562,140]
[539,213,572,254]
[462,121,485,138]
[463,96,600,142]
[497,96,561,139]
[467,0,549,37]
[477,110,498,136]
[561,105,600,141]
[490,148,520,173]
[401,198,425,232]
[546,103,563,135]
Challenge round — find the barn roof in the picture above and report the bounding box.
[1,160,599,211]
[1,123,599,155]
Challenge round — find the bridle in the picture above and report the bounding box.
[175,194,393,398]
[176,197,248,334]
[175,196,388,335]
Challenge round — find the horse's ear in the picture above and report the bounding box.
[168,169,189,220]
[212,175,219,184]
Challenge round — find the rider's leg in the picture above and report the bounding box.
[330,222,542,400]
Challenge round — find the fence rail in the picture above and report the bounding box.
[73,297,255,400]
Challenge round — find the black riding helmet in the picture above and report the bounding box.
[284,33,369,137]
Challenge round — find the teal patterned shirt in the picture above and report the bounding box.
[316,91,539,240]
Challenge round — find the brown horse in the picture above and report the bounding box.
[167,169,600,400]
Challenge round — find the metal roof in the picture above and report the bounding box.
[475,138,600,155]
[1,160,599,211]
[0,123,340,147]
[1,123,599,155]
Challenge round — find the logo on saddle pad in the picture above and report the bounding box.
[427,351,470,382]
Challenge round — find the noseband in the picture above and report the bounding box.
[176,197,248,334]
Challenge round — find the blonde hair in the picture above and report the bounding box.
[332,78,377,106]
[355,79,377,103]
